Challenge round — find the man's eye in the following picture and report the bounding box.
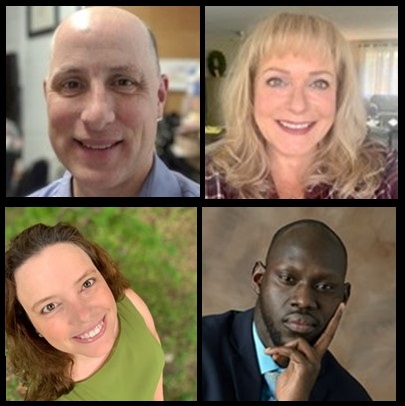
[62,80,82,89]
[116,78,134,86]
[278,274,294,284]
[58,79,85,95]
[316,283,334,291]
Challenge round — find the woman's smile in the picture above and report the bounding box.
[72,315,107,344]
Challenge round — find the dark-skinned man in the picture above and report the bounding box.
[202,219,372,401]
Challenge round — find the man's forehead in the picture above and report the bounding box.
[51,12,149,59]
[49,30,151,76]
[50,63,143,76]
[272,222,344,248]
[274,225,324,245]
[53,30,145,57]
[57,6,148,38]
[270,230,342,257]
[267,227,347,275]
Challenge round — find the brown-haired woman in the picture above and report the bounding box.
[205,13,398,199]
[6,223,164,400]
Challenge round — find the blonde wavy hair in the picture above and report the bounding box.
[207,13,386,198]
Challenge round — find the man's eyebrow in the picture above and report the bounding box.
[52,64,140,76]
[31,269,97,311]
[273,263,342,278]
[51,66,84,76]
[262,67,334,77]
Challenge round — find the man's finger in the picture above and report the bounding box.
[265,347,289,368]
[267,346,309,366]
[314,302,345,355]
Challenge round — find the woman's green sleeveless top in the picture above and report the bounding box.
[58,295,164,400]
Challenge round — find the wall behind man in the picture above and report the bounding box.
[119,6,200,114]
[6,6,80,182]
[202,207,396,401]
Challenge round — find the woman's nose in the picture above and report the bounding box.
[287,86,309,115]
[69,301,93,324]
[80,84,115,131]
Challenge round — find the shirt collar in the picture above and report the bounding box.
[60,155,185,197]
[137,155,182,197]
[252,321,281,374]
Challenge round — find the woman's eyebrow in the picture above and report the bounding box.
[32,294,58,312]
[308,70,334,77]
[74,269,97,285]
[262,67,334,77]
[31,269,97,311]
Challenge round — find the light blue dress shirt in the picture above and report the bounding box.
[27,155,200,197]
[252,322,285,401]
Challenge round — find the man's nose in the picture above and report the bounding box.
[290,282,317,310]
[81,84,115,131]
[287,86,308,115]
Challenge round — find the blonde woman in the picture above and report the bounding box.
[205,13,398,199]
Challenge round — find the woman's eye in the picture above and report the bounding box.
[42,303,57,314]
[311,79,330,90]
[266,77,287,88]
[82,278,95,289]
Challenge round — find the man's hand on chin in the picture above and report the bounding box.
[264,303,345,401]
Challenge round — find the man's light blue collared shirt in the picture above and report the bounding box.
[27,155,200,197]
[252,322,284,400]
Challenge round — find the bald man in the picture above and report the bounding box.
[202,219,372,401]
[28,6,200,197]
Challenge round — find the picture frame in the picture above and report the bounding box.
[160,59,200,92]
[27,6,59,37]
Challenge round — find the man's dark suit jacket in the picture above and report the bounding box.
[202,309,372,401]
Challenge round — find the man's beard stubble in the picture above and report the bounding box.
[258,293,324,347]
[258,294,284,346]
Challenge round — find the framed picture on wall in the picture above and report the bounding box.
[160,59,200,92]
[27,6,59,37]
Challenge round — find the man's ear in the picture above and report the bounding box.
[251,261,266,295]
[43,79,47,99]
[343,282,351,304]
[157,74,169,120]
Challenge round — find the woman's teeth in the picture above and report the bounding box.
[279,121,313,130]
[76,320,104,339]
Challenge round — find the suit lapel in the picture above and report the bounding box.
[228,309,262,401]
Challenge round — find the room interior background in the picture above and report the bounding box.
[205,6,398,153]
[6,6,200,195]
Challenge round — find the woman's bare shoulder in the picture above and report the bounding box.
[124,288,160,343]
